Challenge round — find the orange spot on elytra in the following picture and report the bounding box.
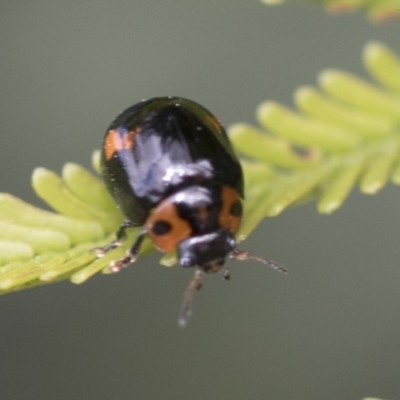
[146,199,192,253]
[104,130,120,160]
[218,186,242,235]
[104,128,139,160]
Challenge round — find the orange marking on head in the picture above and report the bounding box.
[218,186,242,235]
[104,128,139,160]
[145,198,192,253]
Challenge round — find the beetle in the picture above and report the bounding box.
[95,96,286,326]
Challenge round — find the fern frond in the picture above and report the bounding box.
[0,41,399,294]
[260,0,400,22]
[230,41,400,241]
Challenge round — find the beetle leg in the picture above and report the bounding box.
[107,230,146,273]
[178,269,203,327]
[92,219,135,257]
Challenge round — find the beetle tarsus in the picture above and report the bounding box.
[222,267,231,281]
[108,255,137,273]
[92,219,135,257]
[106,230,146,273]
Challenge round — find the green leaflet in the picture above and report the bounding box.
[262,0,400,23]
[0,41,399,293]
[230,42,400,220]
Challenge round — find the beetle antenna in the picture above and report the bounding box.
[178,269,203,327]
[230,249,288,274]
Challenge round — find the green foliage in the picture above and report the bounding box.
[0,41,399,297]
[231,42,400,239]
[261,0,400,22]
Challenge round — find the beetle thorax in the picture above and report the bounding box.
[144,184,243,270]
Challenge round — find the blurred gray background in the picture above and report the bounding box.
[0,1,400,399]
